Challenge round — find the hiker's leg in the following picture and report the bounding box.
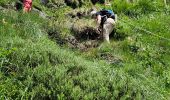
[106,18,116,26]
[103,18,115,43]
[103,24,110,43]
[23,0,32,12]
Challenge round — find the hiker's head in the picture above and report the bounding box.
[90,10,97,19]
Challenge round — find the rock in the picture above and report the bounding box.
[65,0,72,6]
[41,0,49,5]
[78,43,86,50]
[91,0,105,5]
[15,1,22,11]
[0,6,4,10]
[32,7,48,19]
[64,0,83,9]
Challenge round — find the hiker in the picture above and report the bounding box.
[23,0,32,12]
[91,9,116,43]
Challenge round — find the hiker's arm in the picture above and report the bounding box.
[96,15,101,25]
[95,15,102,33]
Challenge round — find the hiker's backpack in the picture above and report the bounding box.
[98,9,115,26]
[100,9,115,19]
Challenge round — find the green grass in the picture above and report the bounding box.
[0,0,170,99]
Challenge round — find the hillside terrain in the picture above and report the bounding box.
[0,0,170,99]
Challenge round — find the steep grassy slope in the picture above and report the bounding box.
[0,0,170,99]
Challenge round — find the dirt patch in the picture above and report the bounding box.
[47,22,127,52]
[48,29,66,46]
[73,27,101,41]
[69,26,102,51]
[66,18,102,51]
[68,40,99,51]
[64,0,83,9]
[47,26,101,51]
[100,53,123,65]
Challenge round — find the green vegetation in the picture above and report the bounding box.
[0,0,170,99]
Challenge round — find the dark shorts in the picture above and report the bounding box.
[100,15,107,27]
[110,15,115,20]
[100,15,115,27]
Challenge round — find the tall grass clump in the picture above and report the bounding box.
[111,0,166,17]
[0,0,16,5]
[112,10,170,97]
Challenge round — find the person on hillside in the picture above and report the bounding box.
[23,0,32,12]
[91,9,117,43]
